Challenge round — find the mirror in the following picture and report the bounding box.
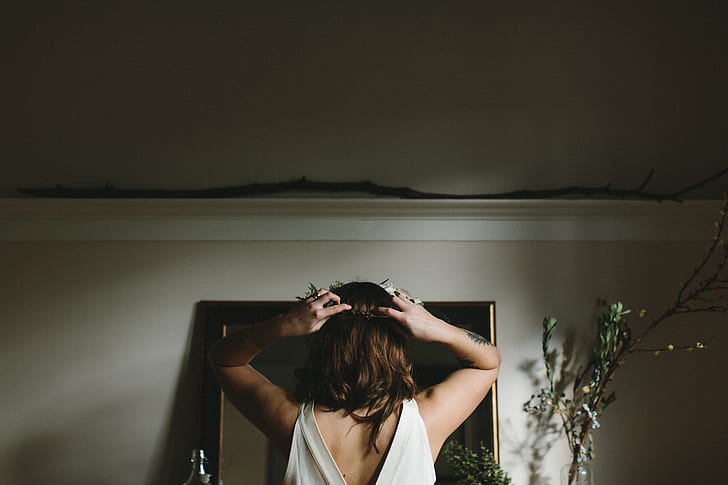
[199,301,498,485]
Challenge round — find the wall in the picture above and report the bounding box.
[1,201,726,484]
[2,2,727,198]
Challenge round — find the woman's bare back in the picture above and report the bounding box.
[313,406,402,485]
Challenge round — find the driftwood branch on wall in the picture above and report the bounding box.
[16,167,728,201]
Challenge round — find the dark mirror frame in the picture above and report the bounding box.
[198,301,499,485]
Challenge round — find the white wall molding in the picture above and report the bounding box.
[0,198,721,242]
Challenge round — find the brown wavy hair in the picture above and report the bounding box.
[294,281,417,451]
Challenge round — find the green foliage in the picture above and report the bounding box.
[297,281,345,305]
[442,441,512,485]
[534,301,632,462]
[528,200,728,480]
[541,317,557,394]
[587,302,631,413]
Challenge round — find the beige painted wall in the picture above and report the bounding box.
[1,238,725,484]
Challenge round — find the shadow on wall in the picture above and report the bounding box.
[146,312,206,485]
[506,329,583,485]
[1,311,203,484]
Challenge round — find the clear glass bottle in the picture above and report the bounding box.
[561,461,595,485]
[182,449,212,485]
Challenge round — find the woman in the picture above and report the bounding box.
[209,282,501,485]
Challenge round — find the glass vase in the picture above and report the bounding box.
[561,461,594,485]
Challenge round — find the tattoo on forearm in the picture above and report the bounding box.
[464,328,492,346]
[458,357,476,369]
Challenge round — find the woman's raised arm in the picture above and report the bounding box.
[378,293,501,458]
[208,290,350,451]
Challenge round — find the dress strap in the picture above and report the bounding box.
[299,402,348,485]
[375,399,435,484]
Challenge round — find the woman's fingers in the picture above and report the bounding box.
[319,302,351,319]
[305,290,349,325]
[314,290,341,306]
[377,306,398,318]
[307,289,342,307]
[382,292,418,315]
[393,291,420,308]
[306,288,327,302]
[378,305,415,338]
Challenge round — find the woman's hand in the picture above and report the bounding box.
[377,292,450,342]
[279,289,351,337]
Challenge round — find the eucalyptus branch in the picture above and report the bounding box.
[578,196,726,472]
[624,199,727,353]
[633,338,712,354]
[525,198,728,484]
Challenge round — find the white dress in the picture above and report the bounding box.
[282,399,436,485]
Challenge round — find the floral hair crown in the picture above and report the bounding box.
[378,279,423,306]
[298,279,423,318]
